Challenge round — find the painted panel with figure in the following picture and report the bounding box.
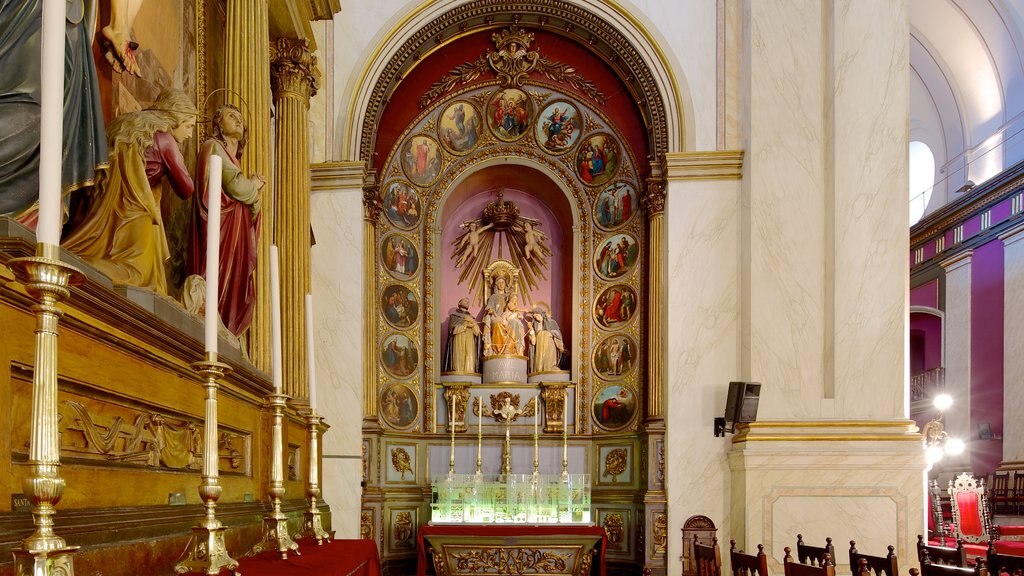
[576,132,620,187]
[382,180,422,229]
[401,134,443,187]
[381,233,420,280]
[381,284,419,329]
[381,334,419,378]
[535,100,580,154]
[594,334,637,379]
[594,233,639,280]
[487,88,532,141]
[593,386,638,431]
[595,284,637,329]
[594,182,638,230]
[382,386,419,431]
[438,101,483,155]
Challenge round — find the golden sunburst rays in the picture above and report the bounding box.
[451,216,551,305]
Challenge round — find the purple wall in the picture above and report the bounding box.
[909,313,942,375]
[911,279,939,309]
[971,240,1004,475]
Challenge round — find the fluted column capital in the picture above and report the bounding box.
[270,37,321,102]
[643,155,667,217]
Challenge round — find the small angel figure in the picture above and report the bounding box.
[522,221,547,261]
[454,221,494,268]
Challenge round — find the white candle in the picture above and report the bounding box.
[305,293,316,411]
[270,245,282,393]
[204,155,222,355]
[36,0,67,246]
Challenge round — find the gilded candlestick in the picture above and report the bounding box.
[297,411,331,544]
[561,391,569,482]
[248,392,300,559]
[475,397,483,478]
[10,244,83,575]
[174,353,239,575]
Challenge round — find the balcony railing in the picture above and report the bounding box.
[911,367,945,403]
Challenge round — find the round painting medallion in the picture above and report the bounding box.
[381,180,422,230]
[381,284,418,329]
[381,383,419,429]
[400,134,443,187]
[594,182,639,231]
[594,233,639,280]
[438,100,483,155]
[593,334,638,380]
[380,233,419,281]
[575,132,620,187]
[381,333,419,378]
[487,88,533,142]
[592,384,638,430]
[594,284,638,329]
[534,100,581,155]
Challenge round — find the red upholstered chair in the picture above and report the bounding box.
[730,540,769,576]
[947,472,1024,554]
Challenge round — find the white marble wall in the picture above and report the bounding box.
[665,176,741,576]
[310,164,365,538]
[1001,223,1024,464]
[940,251,973,453]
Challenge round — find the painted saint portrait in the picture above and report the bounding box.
[487,88,532,141]
[381,284,419,329]
[535,100,580,154]
[594,233,640,280]
[381,384,418,429]
[381,334,419,378]
[594,284,638,329]
[592,385,637,430]
[381,234,420,280]
[594,182,638,230]
[576,133,620,187]
[594,334,638,379]
[439,101,483,155]
[401,135,443,187]
[382,181,421,229]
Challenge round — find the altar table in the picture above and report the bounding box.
[417,525,606,576]
[237,538,381,576]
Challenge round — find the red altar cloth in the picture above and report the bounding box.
[417,525,607,576]
[237,538,381,576]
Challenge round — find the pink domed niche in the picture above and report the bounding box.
[439,164,574,367]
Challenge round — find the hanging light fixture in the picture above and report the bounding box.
[923,393,964,469]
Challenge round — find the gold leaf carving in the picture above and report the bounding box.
[603,448,628,482]
[391,447,413,479]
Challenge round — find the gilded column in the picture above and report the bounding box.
[363,173,381,420]
[644,159,667,423]
[271,38,321,400]
[224,0,272,371]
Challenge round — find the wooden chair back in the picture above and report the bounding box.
[1013,473,1024,515]
[930,479,948,542]
[730,540,769,576]
[910,556,987,576]
[848,541,898,576]
[797,535,835,567]
[949,472,995,543]
[990,472,1011,515]
[784,547,835,576]
[694,535,722,576]
[988,542,1024,576]
[916,534,966,567]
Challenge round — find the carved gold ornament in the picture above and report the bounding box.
[391,447,413,480]
[603,512,625,549]
[360,510,374,540]
[393,511,414,547]
[603,448,628,482]
[450,547,571,573]
[652,513,668,556]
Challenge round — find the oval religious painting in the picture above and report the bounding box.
[381,284,419,329]
[593,334,638,380]
[594,233,639,280]
[400,134,443,187]
[535,100,581,154]
[594,284,638,329]
[592,384,637,430]
[487,88,532,142]
[576,132,620,187]
[594,182,638,231]
[380,233,419,281]
[381,383,419,429]
[438,100,483,155]
[382,180,421,230]
[381,333,419,378]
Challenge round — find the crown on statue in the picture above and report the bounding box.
[482,190,520,230]
[492,25,535,51]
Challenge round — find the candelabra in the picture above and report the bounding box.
[297,411,331,544]
[174,354,239,575]
[248,392,300,559]
[10,244,83,576]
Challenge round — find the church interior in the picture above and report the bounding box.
[1,0,1022,575]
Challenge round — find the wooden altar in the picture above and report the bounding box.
[417,525,606,576]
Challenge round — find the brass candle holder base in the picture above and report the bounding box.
[248,393,299,559]
[10,244,84,576]
[297,412,331,545]
[174,358,239,575]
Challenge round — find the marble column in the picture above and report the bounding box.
[727,0,921,571]
[271,38,321,401]
[224,0,273,371]
[940,250,972,458]
[310,161,366,539]
[1000,223,1024,465]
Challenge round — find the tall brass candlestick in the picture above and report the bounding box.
[533,396,539,478]
[449,397,456,476]
[248,392,300,558]
[174,354,239,574]
[298,411,331,544]
[10,244,83,575]
[475,397,482,477]
[561,392,568,481]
